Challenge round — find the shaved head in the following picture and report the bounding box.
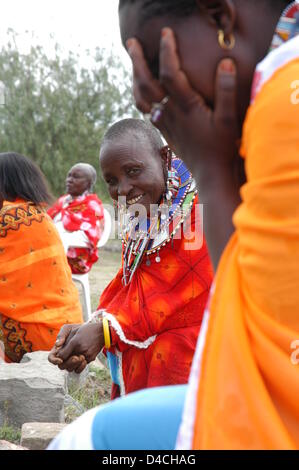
[70,163,97,189]
[100,118,164,159]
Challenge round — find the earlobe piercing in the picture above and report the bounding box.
[218,30,235,50]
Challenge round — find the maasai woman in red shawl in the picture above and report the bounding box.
[48,163,104,274]
[49,119,213,398]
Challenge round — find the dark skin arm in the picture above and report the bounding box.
[48,322,105,373]
[126,28,242,269]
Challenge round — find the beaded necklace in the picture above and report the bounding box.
[120,158,197,286]
[251,1,299,102]
[271,1,299,50]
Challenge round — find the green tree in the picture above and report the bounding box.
[0,30,138,201]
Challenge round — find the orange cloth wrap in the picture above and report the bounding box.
[192,59,299,449]
[0,200,83,363]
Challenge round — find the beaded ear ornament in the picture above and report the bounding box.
[161,146,180,206]
[120,150,196,286]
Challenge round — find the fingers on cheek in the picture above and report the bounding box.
[159,66,175,91]
[152,109,173,139]
[135,96,151,114]
[133,84,151,114]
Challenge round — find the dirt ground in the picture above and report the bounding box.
[74,240,122,313]
[89,245,122,311]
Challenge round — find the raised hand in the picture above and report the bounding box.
[127,28,240,175]
[127,28,242,267]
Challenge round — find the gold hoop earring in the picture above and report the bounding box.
[218,30,235,50]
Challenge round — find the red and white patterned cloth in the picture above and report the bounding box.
[48,192,104,274]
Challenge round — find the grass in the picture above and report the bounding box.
[65,358,112,424]
[0,400,21,444]
[0,423,21,444]
[74,241,122,312]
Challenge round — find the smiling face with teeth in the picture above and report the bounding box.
[100,127,167,215]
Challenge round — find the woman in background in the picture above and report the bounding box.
[0,152,83,363]
[48,163,104,274]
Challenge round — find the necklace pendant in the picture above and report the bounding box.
[155,256,161,263]
[146,259,151,267]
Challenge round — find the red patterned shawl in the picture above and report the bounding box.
[99,195,213,395]
[48,193,104,274]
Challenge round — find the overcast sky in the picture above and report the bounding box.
[0,0,131,70]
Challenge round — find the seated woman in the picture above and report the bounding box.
[48,163,104,274]
[0,153,83,363]
[49,118,213,397]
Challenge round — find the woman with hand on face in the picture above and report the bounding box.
[48,0,299,451]
[48,163,104,275]
[49,118,213,397]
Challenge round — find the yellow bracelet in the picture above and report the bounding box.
[102,317,111,349]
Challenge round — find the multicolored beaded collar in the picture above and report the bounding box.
[120,157,197,286]
[251,1,299,102]
[271,1,299,50]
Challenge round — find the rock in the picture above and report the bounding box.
[0,351,67,428]
[21,422,66,450]
[64,395,85,414]
[0,440,28,450]
[67,365,89,392]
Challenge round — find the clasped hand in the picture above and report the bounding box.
[48,322,104,373]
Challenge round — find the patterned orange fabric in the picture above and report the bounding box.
[0,199,83,363]
[99,195,213,395]
[191,52,299,449]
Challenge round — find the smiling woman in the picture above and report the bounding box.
[49,118,213,398]
[100,118,166,215]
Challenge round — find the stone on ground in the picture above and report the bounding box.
[21,422,66,450]
[0,351,67,428]
[0,440,28,450]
